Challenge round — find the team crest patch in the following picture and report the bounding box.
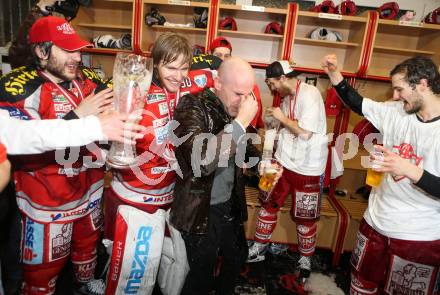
[385,255,436,295]
[49,223,73,261]
[194,74,207,88]
[294,191,319,219]
[351,231,368,271]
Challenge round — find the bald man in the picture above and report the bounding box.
[170,57,259,295]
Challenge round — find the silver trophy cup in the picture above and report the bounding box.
[106,53,152,169]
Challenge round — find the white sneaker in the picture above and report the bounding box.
[247,242,267,263]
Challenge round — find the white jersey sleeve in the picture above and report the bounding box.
[0,110,104,154]
[361,98,399,133]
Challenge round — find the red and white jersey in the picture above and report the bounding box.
[180,69,215,97]
[111,70,214,209]
[0,66,106,223]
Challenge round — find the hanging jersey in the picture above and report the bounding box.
[0,66,107,223]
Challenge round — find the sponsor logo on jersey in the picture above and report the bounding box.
[158,102,169,116]
[0,106,31,120]
[152,117,169,128]
[82,68,104,83]
[151,166,172,174]
[50,199,100,221]
[194,74,207,88]
[4,68,39,96]
[75,260,97,282]
[50,223,72,261]
[23,218,44,264]
[192,54,214,66]
[124,226,153,294]
[52,94,68,103]
[154,124,169,144]
[142,193,173,204]
[58,167,86,176]
[54,103,74,114]
[146,93,166,104]
[111,241,124,281]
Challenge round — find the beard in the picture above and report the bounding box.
[404,94,423,114]
[45,56,78,82]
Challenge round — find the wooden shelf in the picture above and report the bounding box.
[219,4,287,15]
[143,0,209,7]
[81,48,133,55]
[297,10,368,23]
[373,45,435,56]
[218,29,283,39]
[77,23,132,30]
[378,19,440,30]
[295,37,359,48]
[150,25,206,32]
[103,0,133,3]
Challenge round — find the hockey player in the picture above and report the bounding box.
[321,54,440,295]
[247,60,328,284]
[0,16,114,294]
[102,32,193,295]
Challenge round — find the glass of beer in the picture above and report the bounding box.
[365,147,384,187]
[259,158,282,202]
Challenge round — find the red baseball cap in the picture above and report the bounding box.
[209,37,232,53]
[28,16,92,51]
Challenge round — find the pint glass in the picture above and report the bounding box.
[258,158,282,202]
[365,147,384,187]
[107,53,152,168]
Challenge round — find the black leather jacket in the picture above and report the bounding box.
[170,89,260,234]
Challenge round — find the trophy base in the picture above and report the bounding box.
[106,156,137,169]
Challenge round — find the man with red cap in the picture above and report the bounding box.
[209,37,233,61]
[209,37,264,129]
[0,16,114,294]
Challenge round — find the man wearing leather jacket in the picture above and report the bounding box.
[170,57,259,295]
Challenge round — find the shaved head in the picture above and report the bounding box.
[215,57,255,117]
[218,57,255,86]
